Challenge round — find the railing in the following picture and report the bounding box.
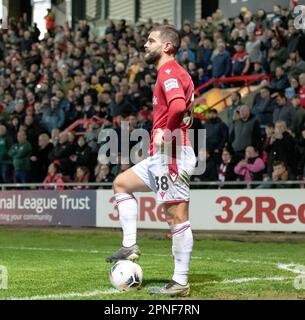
[65,116,105,135]
[194,74,272,97]
[0,180,303,191]
[193,74,272,121]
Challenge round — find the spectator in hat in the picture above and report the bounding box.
[232,39,250,76]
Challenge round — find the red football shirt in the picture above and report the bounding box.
[149,60,194,155]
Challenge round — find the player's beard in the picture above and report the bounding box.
[144,49,162,65]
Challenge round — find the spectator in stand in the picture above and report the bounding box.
[270,66,290,93]
[203,108,228,161]
[196,38,213,74]
[264,120,296,177]
[191,148,218,187]
[234,146,265,182]
[230,105,261,161]
[108,91,134,117]
[95,163,115,184]
[291,95,305,134]
[43,162,64,190]
[297,125,305,179]
[268,37,289,74]
[231,39,250,76]
[246,32,262,66]
[30,133,54,182]
[81,94,95,119]
[73,166,90,189]
[286,51,305,79]
[211,40,231,79]
[8,130,32,183]
[252,86,275,128]
[42,97,65,134]
[177,38,196,64]
[287,24,302,54]
[262,123,275,167]
[299,73,305,109]
[0,125,13,183]
[273,91,297,132]
[258,161,294,189]
[48,131,76,179]
[218,147,237,188]
[70,135,96,175]
[44,9,56,36]
[227,92,242,132]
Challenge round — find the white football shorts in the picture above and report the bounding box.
[132,146,196,203]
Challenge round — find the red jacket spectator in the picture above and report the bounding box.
[43,163,64,190]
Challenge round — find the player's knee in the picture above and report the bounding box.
[113,174,128,193]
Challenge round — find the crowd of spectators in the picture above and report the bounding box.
[0,4,304,188]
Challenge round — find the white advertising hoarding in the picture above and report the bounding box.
[96,189,305,232]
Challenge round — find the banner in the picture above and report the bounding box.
[0,189,304,232]
[96,189,305,232]
[0,190,96,227]
[96,191,167,229]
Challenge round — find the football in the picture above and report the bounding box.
[109,260,143,291]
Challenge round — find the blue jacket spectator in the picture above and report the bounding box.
[252,86,275,126]
[42,97,65,134]
[270,67,290,92]
[212,41,231,78]
[196,38,213,72]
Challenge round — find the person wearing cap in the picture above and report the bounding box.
[232,39,250,76]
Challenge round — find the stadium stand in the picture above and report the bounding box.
[0,5,305,188]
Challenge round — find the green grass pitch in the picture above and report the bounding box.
[0,227,305,300]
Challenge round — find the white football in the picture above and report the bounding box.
[109,260,143,291]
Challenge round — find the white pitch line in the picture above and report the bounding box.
[0,246,292,264]
[1,289,120,300]
[2,245,305,274]
[0,246,100,254]
[277,264,305,275]
[204,276,294,285]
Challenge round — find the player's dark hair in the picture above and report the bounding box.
[152,25,181,55]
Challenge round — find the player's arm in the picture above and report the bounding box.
[163,98,186,143]
[153,98,186,148]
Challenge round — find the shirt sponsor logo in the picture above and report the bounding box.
[164,78,179,92]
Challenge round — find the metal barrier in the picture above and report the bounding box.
[0,180,303,190]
